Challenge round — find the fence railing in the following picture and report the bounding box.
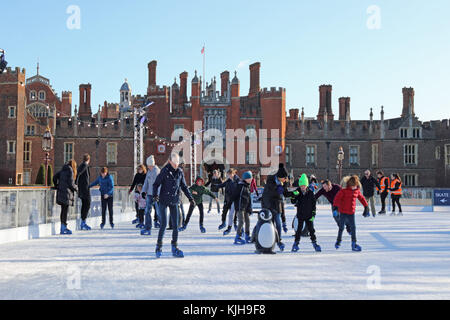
[0,187,134,230]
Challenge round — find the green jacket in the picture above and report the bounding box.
[189,184,217,204]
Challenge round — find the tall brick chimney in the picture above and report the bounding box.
[179,71,188,103]
[402,87,415,118]
[220,71,230,97]
[78,84,92,118]
[249,62,261,97]
[318,85,333,121]
[148,60,157,89]
[338,97,350,121]
[61,91,72,116]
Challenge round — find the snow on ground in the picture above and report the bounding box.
[0,205,449,300]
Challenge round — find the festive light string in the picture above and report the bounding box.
[52,106,189,148]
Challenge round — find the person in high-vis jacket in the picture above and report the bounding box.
[376,171,390,215]
[389,173,403,216]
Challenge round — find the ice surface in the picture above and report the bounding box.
[0,205,449,300]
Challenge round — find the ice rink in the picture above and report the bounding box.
[0,205,449,300]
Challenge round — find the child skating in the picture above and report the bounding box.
[134,184,146,229]
[333,175,370,252]
[231,171,253,244]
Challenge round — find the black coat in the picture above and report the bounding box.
[261,175,286,213]
[205,177,222,193]
[290,188,316,220]
[360,175,381,198]
[217,175,240,202]
[76,162,91,200]
[232,180,252,213]
[53,164,78,206]
[129,172,146,193]
[152,163,193,206]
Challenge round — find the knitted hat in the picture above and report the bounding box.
[146,155,155,166]
[242,171,253,180]
[299,174,309,186]
[276,163,288,178]
[195,176,204,184]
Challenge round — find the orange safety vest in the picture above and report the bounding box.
[377,176,390,193]
[390,179,402,196]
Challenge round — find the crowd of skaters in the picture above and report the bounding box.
[51,152,404,257]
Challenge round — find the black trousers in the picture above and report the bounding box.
[185,203,204,226]
[380,191,389,211]
[391,195,402,212]
[137,209,145,224]
[221,199,233,223]
[80,198,91,221]
[101,197,114,224]
[294,219,316,243]
[60,204,69,225]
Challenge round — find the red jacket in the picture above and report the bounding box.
[333,187,368,215]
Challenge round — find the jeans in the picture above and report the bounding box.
[331,206,351,234]
[157,203,179,247]
[337,213,356,243]
[236,209,250,236]
[144,196,159,230]
[185,203,205,226]
[80,198,91,221]
[365,196,376,216]
[208,192,220,212]
[271,210,282,242]
[101,196,114,224]
[60,204,69,225]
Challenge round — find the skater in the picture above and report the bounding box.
[389,173,403,216]
[288,174,321,252]
[76,154,92,231]
[134,184,146,228]
[360,170,381,217]
[333,175,370,252]
[89,167,115,229]
[129,165,147,224]
[53,160,78,235]
[180,176,219,233]
[152,153,195,258]
[140,155,160,235]
[261,163,290,252]
[205,170,222,214]
[217,168,240,235]
[232,171,254,244]
[376,170,390,215]
[308,174,319,193]
[0,49,7,73]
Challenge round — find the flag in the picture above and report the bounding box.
[201,46,205,54]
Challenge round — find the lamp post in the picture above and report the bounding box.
[337,146,344,183]
[42,126,53,186]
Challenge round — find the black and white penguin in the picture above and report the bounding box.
[251,209,279,254]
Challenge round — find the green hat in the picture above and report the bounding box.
[299,174,309,186]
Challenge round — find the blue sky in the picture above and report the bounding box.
[2,0,450,121]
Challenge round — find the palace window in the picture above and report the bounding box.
[23,169,32,185]
[372,144,379,167]
[412,128,421,139]
[7,141,16,154]
[435,146,441,160]
[30,91,37,100]
[400,128,408,138]
[24,141,32,162]
[445,144,450,166]
[38,90,46,101]
[26,125,36,136]
[107,142,118,165]
[246,151,257,165]
[404,144,418,165]
[245,125,257,140]
[404,174,418,187]
[64,143,74,163]
[109,171,117,185]
[349,145,360,166]
[286,145,291,165]
[8,106,16,118]
[306,145,316,165]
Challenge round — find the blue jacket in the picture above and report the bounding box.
[89,174,114,197]
[152,163,193,206]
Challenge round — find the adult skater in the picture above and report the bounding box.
[140,155,160,235]
[376,170,390,215]
[76,154,92,231]
[389,173,403,216]
[333,175,370,251]
[129,165,147,224]
[53,160,78,235]
[232,171,254,244]
[152,153,195,258]
[89,167,115,229]
[314,179,350,234]
[360,170,381,217]
[288,174,321,252]
[205,170,222,214]
[261,163,289,251]
[179,176,219,233]
[217,168,240,234]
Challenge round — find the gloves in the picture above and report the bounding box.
[332,210,339,218]
[282,223,288,233]
[141,192,146,199]
[363,206,370,218]
[377,190,380,195]
[309,216,315,222]
[152,195,159,203]
[332,206,339,212]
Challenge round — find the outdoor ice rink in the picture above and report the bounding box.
[0,205,449,300]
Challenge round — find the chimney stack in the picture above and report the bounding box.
[402,87,415,118]
[249,62,261,97]
[338,97,350,121]
[179,71,188,103]
[220,71,230,97]
[78,84,92,119]
[148,60,157,90]
[318,85,333,121]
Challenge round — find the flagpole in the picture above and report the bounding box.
[202,43,205,92]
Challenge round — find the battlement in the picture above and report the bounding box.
[0,66,26,82]
[261,87,285,98]
[62,91,72,96]
[148,85,169,96]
